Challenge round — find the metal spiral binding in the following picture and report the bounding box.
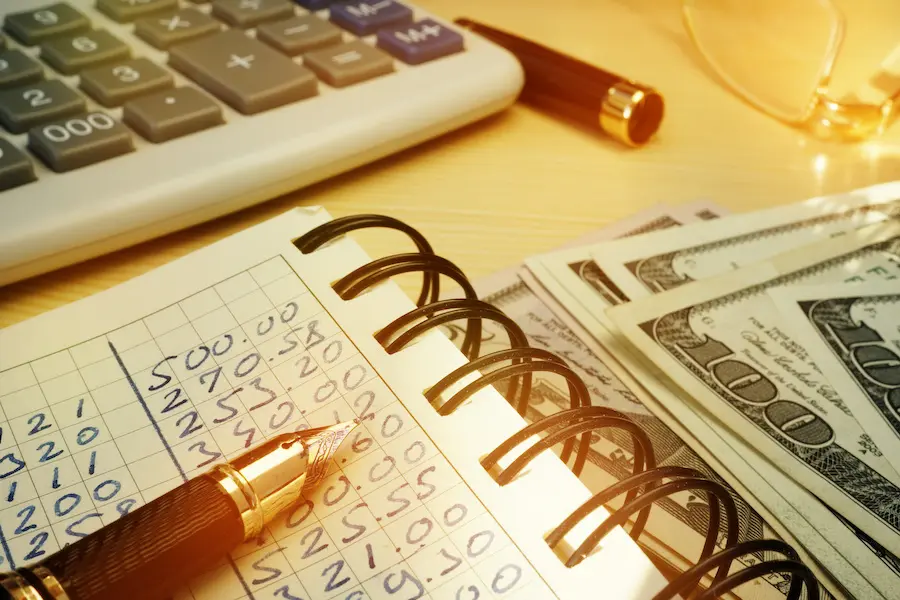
[293,215,821,600]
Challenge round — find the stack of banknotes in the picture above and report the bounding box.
[456,181,900,600]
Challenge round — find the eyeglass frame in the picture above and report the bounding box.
[681,0,897,141]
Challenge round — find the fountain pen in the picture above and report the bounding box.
[0,421,358,600]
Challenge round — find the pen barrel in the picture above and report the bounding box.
[456,19,663,146]
[25,475,243,600]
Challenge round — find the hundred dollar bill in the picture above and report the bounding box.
[469,269,842,600]
[521,210,900,597]
[606,220,900,557]
[590,181,900,306]
[769,282,900,475]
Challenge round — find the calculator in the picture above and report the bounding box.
[0,1,523,287]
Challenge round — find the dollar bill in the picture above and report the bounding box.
[590,181,900,305]
[520,203,900,597]
[471,269,836,600]
[606,220,900,557]
[768,281,900,475]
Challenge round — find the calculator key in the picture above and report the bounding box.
[4,4,91,46]
[0,80,86,134]
[40,30,131,75]
[124,87,223,142]
[0,139,37,191]
[80,58,174,107]
[295,0,335,8]
[0,50,44,89]
[303,39,392,88]
[376,19,463,65]
[135,9,222,49]
[329,1,412,36]
[256,15,342,56]
[169,29,318,114]
[96,0,179,23]
[28,111,134,172]
[211,0,295,29]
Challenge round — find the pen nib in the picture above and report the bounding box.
[297,420,359,491]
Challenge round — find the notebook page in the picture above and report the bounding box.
[0,208,667,600]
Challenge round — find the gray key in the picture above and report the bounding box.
[41,30,131,75]
[0,80,85,134]
[135,9,222,49]
[169,30,318,114]
[124,86,223,142]
[0,138,37,191]
[4,3,91,46]
[211,0,295,29]
[0,35,6,51]
[303,40,393,88]
[97,0,179,23]
[80,58,174,107]
[0,50,44,89]
[257,15,343,56]
[29,111,134,172]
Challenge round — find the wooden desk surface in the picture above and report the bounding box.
[3,0,900,328]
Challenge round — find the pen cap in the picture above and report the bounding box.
[455,19,664,147]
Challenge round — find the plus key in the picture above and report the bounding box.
[168,29,317,114]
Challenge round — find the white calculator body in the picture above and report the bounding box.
[0,0,524,286]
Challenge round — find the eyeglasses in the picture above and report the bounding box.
[682,0,899,142]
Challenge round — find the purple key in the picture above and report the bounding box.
[295,0,336,9]
[329,1,412,36]
[376,18,464,65]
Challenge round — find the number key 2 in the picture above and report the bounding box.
[0,80,85,134]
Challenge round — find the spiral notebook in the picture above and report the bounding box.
[0,208,816,600]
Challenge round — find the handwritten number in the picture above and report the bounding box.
[233,419,256,449]
[27,413,51,436]
[491,564,522,594]
[188,441,221,468]
[342,365,366,391]
[76,398,84,418]
[415,466,436,500]
[405,518,433,546]
[341,503,367,544]
[212,334,233,357]
[213,390,240,424]
[295,355,318,379]
[65,512,102,539]
[386,484,411,518]
[280,301,299,324]
[301,526,328,560]
[251,550,282,585]
[351,432,372,454]
[234,353,261,379]
[23,532,48,561]
[37,441,63,463]
[443,503,467,527]
[368,456,396,483]
[199,367,222,394]
[456,585,480,600]
[467,531,494,558]
[353,391,375,422]
[302,320,324,349]
[383,570,424,600]
[269,401,295,431]
[278,332,298,356]
[247,377,277,411]
[324,476,351,507]
[322,560,350,592]
[0,453,25,479]
[274,586,304,600]
[76,426,99,446]
[185,346,210,371]
[439,548,462,576]
[162,388,188,414]
[258,316,275,337]
[14,505,37,535]
[286,499,313,529]
[149,356,176,391]
[175,412,203,439]
[116,498,137,516]
[380,414,402,438]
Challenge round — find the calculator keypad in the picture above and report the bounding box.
[0,0,468,181]
[96,0,179,23]
[303,40,393,88]
[28,110,134,172]
[210,0,295,29]
[4,4,91,46]
[169,29,317,114]
[123,86,223,142]
[80,58,174,107]
[0,138,36,191]
[134,9,222,50]
[0,50,44,89]
[0,80,86,134]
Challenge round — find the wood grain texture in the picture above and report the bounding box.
[3,0,900,328]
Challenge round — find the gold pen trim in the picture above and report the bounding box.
[599,81,665,147]
[210,462,265,541]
